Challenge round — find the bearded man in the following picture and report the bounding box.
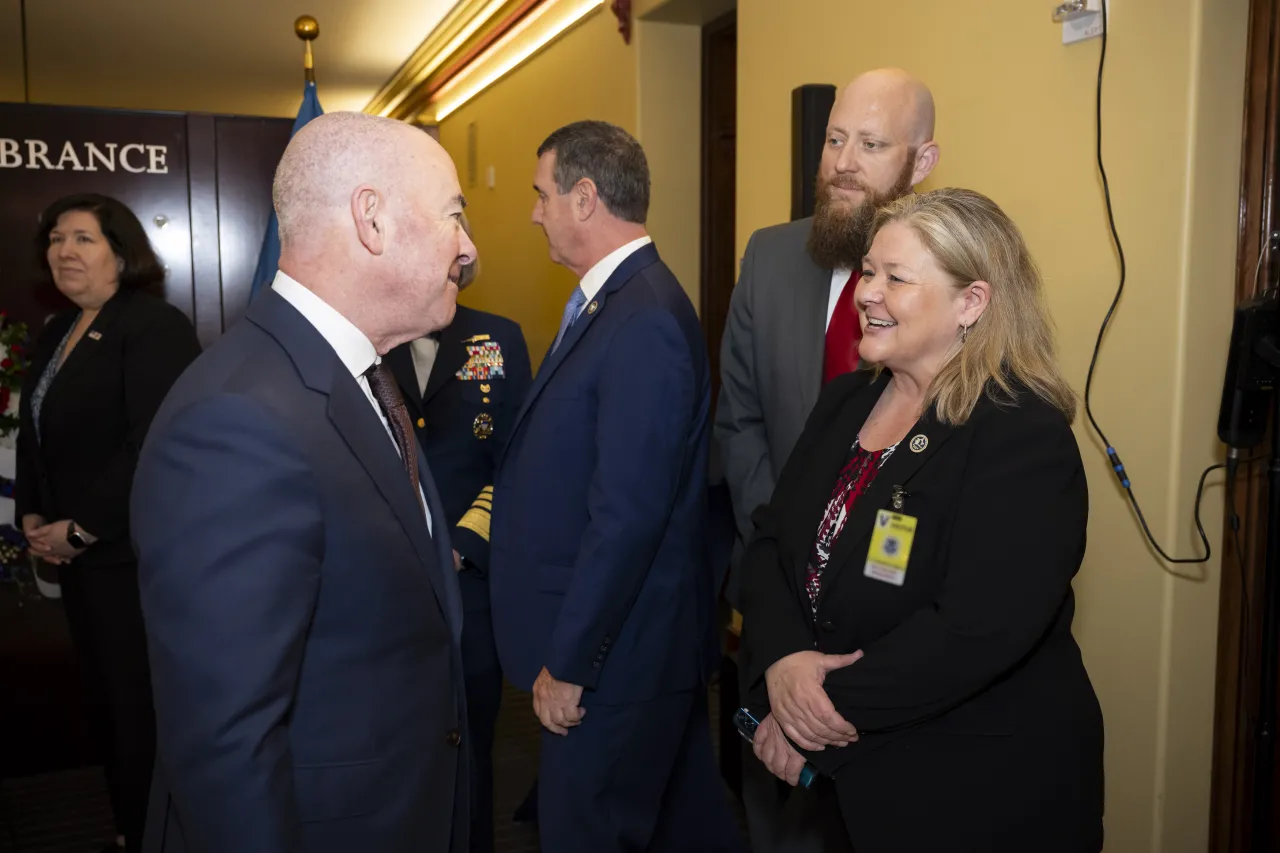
[712,67,940,853]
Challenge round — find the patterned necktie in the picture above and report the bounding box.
[364,362,425,515]
[551,287,588,353]
[823,270,862,384]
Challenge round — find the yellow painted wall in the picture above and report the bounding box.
[636,18,702,310]
[737,0,1247,849]
[437,8,637,363]
[0,0,23,103]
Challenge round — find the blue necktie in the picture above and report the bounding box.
[551,287,588,353]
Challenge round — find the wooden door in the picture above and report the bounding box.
[701,10,736,407]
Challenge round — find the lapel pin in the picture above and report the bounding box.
[587,301,599,315]
[909,434,928,453]
[416,417,425,429]
[87,331,102,341]
[480,383,491,393]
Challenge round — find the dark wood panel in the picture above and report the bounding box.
[214,116,292,331]
[186,114,222,347]
[701,10,736,409]
[0,103,193,329]
[1212,2,1280,850]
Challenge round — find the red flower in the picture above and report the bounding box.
[1,359,12,369]
[10,345,21,355]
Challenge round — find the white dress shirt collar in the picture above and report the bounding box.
[271,270,378,378]
[826,267,854,331]
[578,236,653,309]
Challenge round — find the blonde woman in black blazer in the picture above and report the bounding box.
[740,188,1103,853]
[16,194,201,853]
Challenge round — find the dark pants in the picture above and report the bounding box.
[741,747,852,853]
[538,689,744,853]
[461,601,502,853]
[60,561,156,853]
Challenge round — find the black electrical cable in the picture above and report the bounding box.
[1083,0,1256,565]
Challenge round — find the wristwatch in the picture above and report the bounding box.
[66,521,88,550]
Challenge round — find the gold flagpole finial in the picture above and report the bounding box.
[295,16,319,84]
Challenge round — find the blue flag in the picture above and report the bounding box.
[249,80,325,299]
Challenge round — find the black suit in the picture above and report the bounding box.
[15,287,201,851]
[740,371,1104,853]
[386,304,532,853]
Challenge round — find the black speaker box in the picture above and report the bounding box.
[791,84,836,221]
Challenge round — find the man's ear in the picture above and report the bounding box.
[574,178,599,222]
[352,186,386,255]
[911,141,941,187]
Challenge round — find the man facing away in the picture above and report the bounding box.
[714,68,940,851]
[489,120,743,853]
[132,112,478,853]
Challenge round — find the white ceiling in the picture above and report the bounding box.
[0,0,458,117]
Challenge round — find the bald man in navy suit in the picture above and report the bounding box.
[133,112,477,853]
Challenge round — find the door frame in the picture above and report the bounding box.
[1212,2,1280,849]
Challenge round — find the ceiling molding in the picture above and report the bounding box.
[424,0,605,123]
[370,0,607,125]
[366,0,529,118]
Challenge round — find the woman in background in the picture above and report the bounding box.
[16,193,201,853]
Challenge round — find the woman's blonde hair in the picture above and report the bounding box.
[869,187,1076,424]
[458,211,480,290]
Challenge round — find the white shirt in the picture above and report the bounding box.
[409,335,440,397]
[271,271,432,534]
[826,267,855,331]
[577,236,653,315]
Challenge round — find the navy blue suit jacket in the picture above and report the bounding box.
[132,289,469,853]
[489,243,718,704]
[386,305,532,591]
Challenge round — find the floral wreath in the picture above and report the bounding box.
[0,310,30,441]
[0,310,32,582]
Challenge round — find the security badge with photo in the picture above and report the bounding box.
[457,335,503,440]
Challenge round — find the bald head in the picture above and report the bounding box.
[273,111,455,247]
[808,68,939,270]
[836,68,935,148]
[270,111,477,354]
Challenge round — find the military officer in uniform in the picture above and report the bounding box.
[385,215,533,853]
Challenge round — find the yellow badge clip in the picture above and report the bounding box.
[865,507,917,587]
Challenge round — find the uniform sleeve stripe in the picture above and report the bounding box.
[458,507,491,541]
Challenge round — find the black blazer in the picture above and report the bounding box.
[385,305,532,586]
[15,288,202,569]
[740,370,1104,853]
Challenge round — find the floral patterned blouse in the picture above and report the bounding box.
[803,438,898,614]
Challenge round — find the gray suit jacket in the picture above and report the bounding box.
[713,216,836,604]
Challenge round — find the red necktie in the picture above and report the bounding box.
[823,271,862,384]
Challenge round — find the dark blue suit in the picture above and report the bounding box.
[490,243,742,852]
[132,289,469,853]
[386,305,532,853]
